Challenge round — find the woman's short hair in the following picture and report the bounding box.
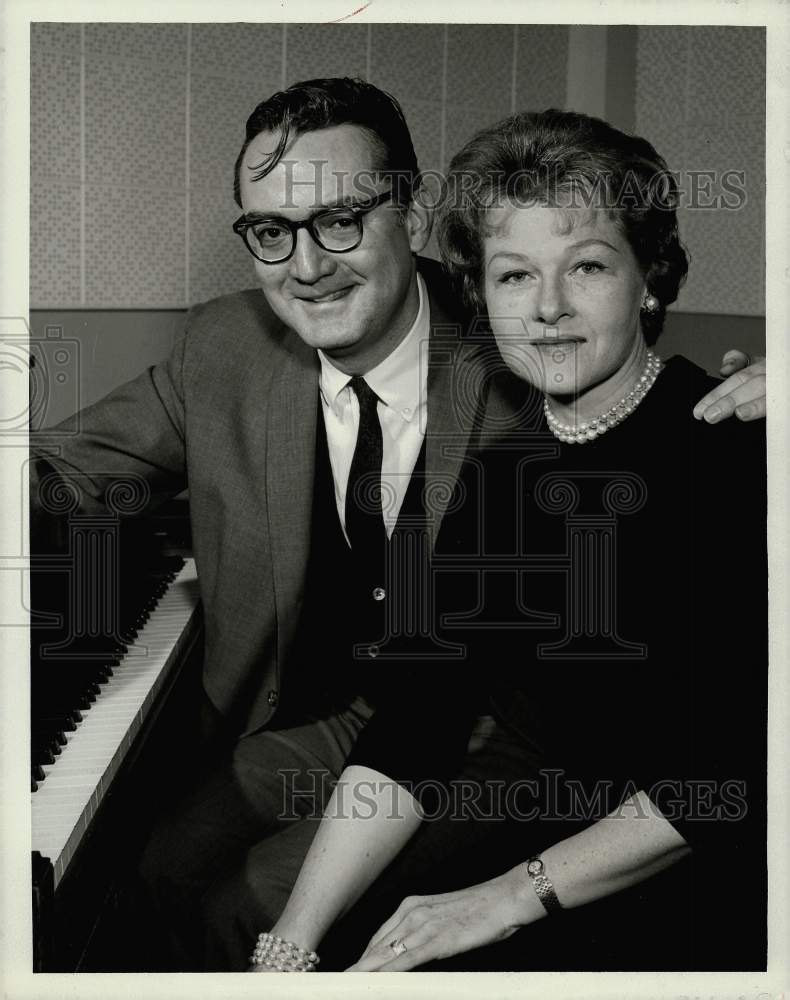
[234,77,420,208]
[438,109,689,345]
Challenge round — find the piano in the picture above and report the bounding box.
[30,504,204,971]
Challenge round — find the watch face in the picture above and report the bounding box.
[527,859,543,876]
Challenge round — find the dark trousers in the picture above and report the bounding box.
[138,695,536,971]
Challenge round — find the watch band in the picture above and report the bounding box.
[525,856,563,914]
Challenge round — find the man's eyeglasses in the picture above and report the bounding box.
[232,190,394,264]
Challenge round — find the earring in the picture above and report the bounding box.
[642,294,659,313]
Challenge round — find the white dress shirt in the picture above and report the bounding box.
[317,272,429,541]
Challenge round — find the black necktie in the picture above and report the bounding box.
[345,376,386,554]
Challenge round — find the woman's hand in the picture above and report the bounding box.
[346,867,544,971]
[243,766,423,973]
[694,351,766,422]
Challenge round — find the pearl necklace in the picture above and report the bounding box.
[543,350,664,444]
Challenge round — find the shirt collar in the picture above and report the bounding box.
[318,271,429,424]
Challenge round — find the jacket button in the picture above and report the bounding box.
[267,690,278,706]
[372,587,386,601]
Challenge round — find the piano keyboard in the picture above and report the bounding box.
[31,557,200,888]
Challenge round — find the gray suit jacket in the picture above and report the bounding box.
[31,258,535,734]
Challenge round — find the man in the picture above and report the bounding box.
[30,78,766,971]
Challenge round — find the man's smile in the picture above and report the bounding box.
[295,285,356,304]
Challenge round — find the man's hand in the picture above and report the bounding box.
[346,868,541,972]
[693,350,766,423]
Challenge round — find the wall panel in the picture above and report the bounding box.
[635,26,765,316]
[30,23,82,306]
[515,24,569,113]
[83,185,187,307]
[285,23,368,82]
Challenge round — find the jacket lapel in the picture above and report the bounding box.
[265,333,320,669]
[422,267,480,552]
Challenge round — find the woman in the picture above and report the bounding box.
[346,110,767,972]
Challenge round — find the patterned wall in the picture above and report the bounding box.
[635,26,765,317]
[31,23,764,317]
[30,22,568,308]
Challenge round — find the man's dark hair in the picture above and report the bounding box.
[438,109,689,345]
[233,77,421,208]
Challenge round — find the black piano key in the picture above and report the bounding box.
[32,734,62,755]
[33,667,104,693]
[40,694,93,716]
[33,688,95,716]
[32,727,67,746]
[32,682,95,707]
[33,647,121,668]
[35,714,78,732]
[33,659,111,678]
[32,745,56,766]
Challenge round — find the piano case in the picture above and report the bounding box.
[31,502,204,971]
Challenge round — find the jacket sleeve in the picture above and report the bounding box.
[29,314,199,537]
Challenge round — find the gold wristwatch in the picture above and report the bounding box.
[525,856,563,914]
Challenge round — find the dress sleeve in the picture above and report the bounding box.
[344,659,480,803]
[570,417,768,855]
[643,418,766,854]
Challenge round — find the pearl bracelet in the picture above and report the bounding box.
[249,931,320,972]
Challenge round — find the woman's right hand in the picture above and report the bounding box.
[346,866,545,972]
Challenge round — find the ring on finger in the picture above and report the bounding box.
[389,938,408,957]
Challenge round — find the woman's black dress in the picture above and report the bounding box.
[431,354,767,970]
